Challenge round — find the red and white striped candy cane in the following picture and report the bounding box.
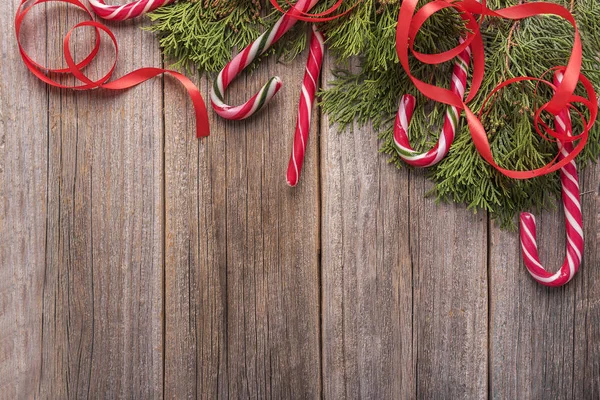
[88,0,175,20]
[393,43,471,167]
[211,0,319,120]
[519,72,583,287]
[286,26,325,187]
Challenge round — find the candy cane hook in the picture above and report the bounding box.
[519,72,584,287]
[210,0,319,120]
[393,43,471,167]
[88,0,176,20]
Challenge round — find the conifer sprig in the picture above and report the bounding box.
[320,0,600,228]
[147,0,600,228]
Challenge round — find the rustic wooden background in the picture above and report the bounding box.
[2,2,599,399]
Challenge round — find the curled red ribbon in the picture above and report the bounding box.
[397,0,598,179]
[15,0,210,138]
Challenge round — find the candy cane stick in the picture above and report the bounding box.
[286,26,324,187]
[211,0,319,120]
[393,43,471,167]
[88,0,175,20]
[519,72,583,287]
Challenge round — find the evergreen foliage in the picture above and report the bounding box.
[148,0,600,228]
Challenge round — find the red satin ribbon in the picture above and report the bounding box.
[15,0,210,138]
[397,0,597,179]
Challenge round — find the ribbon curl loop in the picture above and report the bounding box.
[15,0,209,138]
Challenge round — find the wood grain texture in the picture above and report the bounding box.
[574,163,600,399]
[0,3,48,399]
[3,6,600,399]
[490,217,576,399]
[320,56,414,399]
[163,71,229,399]
[36,6,164,398]
[320,54,488,399]
[410,175,488,399]
[163,41,321,399]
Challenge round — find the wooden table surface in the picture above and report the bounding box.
[2,3,599,399]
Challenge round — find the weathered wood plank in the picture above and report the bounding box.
[410,173,488,399]
[320,56,415,399]
[490,197,577,398]
[574,165,600,399]
[320,54,488,399]
[36,6,164,398]
[163,40,321,398]
[163,71,229,399]
[0,3,48,399]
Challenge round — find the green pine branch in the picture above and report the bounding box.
[320,0,600,228]
[146,0,600,229]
